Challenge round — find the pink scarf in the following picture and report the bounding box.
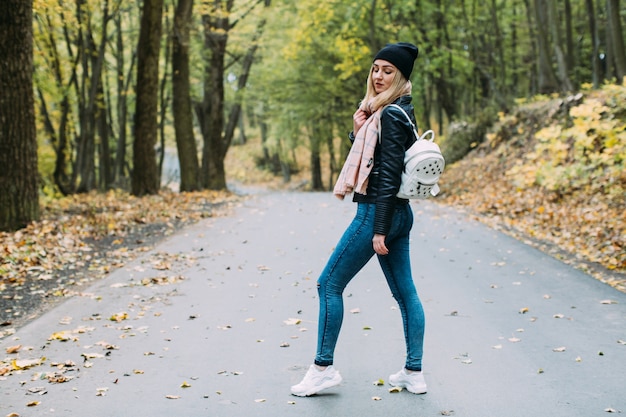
[333,109,381,199]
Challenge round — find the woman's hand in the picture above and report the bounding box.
[373,233,389,255]
[353,108,369,135]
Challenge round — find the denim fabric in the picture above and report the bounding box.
[315,202,425,371]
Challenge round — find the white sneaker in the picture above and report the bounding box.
[291,365,342,396]
[389,369,427,394]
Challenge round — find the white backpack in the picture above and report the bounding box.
[383,104,445,199]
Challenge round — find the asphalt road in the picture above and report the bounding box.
[1,191,624,417]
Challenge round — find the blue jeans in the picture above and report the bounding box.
[315,202,425,371]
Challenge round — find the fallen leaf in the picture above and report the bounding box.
[372,396,382,401]
[388,386,403,393]
[283,318,301,326]
[27,387,47,395]
[82,352,104,360]
[553,346,567,352]
[6,345,21,354]
[350,308,361,314]
[604,407,620,413]
[12,357,45,370]
[508,337,521,343]
[181,381,191,388]
[26,401,40,407]
[373,379,384,386]
[519,307,529,314]
[254,399,266,403]
[165,395,180,399]
[109,312,128,322]
[600,299,618,305]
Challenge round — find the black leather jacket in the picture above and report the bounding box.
[353,95,417,235]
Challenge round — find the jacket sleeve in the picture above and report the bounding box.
[373,106,412,235]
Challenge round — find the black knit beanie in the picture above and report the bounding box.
[373,42,419,80]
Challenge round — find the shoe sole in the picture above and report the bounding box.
[389,378,427,395]
[291,375,342,397]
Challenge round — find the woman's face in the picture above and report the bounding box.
[371,59,397,94]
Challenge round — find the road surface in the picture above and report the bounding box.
[1,191,624,417]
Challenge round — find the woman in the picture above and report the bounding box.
[290,42,427,397]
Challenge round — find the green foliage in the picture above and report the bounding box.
[506,84,626,198]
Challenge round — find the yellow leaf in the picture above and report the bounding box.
[109,312,128,322]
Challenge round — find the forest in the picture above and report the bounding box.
[0,0,625,277]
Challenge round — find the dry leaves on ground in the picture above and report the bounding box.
[0,189,239,331]
[438,89,626,293]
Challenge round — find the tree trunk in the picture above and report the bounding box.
[522,0,539,94]
[158,10,171,187]
[113,13,136,189]
[607,0,626,82]
[198,5,230,190]
[564,0,575,74]
[37,11,77,195]
[172,0,200,191]
[309,124,323,191]
[586,0,602,88]
[196,0,269,191]
[547,0,573,91]
[0,0,40,231]
[132,0,163,196]
[223,14,267,151]
[533,0,559,93]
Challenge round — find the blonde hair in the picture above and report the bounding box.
[360,64,412,113]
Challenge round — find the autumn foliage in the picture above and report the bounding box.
[438,83,626,292]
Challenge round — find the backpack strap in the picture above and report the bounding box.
[386,104,420,141]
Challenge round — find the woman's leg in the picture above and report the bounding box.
[377,204,425,371]
[315,203,377,366]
